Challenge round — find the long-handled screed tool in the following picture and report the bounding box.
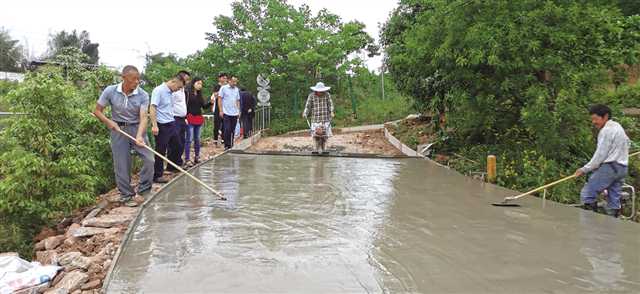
[493,150,640,207]
[114,127,226,201]
[492,175,577,207]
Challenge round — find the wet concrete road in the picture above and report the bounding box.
[106,154,640,293]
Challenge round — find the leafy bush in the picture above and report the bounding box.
[0,80,18,112]
[605,83,640,108]
[382,0,640,206]
[334,92,413,128]
[0,64,115,256]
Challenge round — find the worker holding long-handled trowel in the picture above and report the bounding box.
[575,104,630,217]
[303,82,335,155]
[93,65,155,206]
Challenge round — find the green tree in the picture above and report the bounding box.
[383,0,640,155]
[0,28,24,72]
[47,30,99,64]
[616,0,640,16]
[189,0,376,118]
[382,0,640,201]
[142,53,185,92]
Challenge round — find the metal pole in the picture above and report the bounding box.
[381,68,385,100]
[349,75,356,118]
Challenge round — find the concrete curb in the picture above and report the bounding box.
[383,127,420,157]
[231,130,263,151]
[337,124,384,133]
[382,124,448,168]
[230,149,413,159]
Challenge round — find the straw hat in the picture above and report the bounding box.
[310,82,331,92]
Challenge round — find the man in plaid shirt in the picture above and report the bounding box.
[303,82,335,154]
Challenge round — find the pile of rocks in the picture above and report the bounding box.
[27,195,138,294]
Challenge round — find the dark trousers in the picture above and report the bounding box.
[213,110,223,142]
[222,114,238,149]
[241,113,254,138]
[168,117,186,169]
[154,121,177,179]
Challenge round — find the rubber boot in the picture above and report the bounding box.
[605,207,620,218]
[321,138,329,155]
[581,202,598,212]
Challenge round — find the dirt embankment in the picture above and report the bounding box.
[249,129,403,156]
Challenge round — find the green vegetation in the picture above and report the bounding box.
[0,51,115,256]
[142,0,410,135]
[46,29,100,64]
[0,27,25,72]
[0,80,18,111]
[382,0,640,204]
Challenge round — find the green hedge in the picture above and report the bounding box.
[0,65,115,256]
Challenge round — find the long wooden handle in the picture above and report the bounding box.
[506,150,640,201]
[505,174,577,201]
[115,128,225,199]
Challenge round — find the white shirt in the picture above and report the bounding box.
[581,120,630,173]
[219,85,240,116]
[171,88,187,118]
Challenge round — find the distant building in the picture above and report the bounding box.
[27,60,104,71]
[0,71,25,82]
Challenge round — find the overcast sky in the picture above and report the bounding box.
[2,0,398,72]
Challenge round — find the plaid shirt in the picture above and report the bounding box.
[304,92,334,123]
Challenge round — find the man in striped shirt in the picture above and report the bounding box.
[575,104,630,217]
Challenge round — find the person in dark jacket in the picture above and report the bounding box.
[209,73,228,145]
[185,78,211,164]
[239,88,257,138]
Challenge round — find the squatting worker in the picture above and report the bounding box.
[303,82,335,154]
[93,65,154,203]
[575,104,630,217]
[150,75,184,183]
[218,75,241,150]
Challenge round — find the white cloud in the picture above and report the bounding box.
[2,0,396,71]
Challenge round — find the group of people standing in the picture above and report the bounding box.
[94,65,256,204]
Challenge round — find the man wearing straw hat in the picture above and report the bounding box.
[575,104,630,217]
[93,65,155,205]
[303,82,335,154]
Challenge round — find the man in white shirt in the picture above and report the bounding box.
[168,70,191,170]
[218,75,241,150]
[575,104,630,217]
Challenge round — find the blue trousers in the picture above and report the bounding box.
[185,124,202,161]
[580,162,627,209]
[110,124,154,198]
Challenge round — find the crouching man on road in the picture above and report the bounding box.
[93,65,154,205]
[303,82,335,155]
[575,104,630,217]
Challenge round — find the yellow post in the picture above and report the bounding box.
[487,155,497,183]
